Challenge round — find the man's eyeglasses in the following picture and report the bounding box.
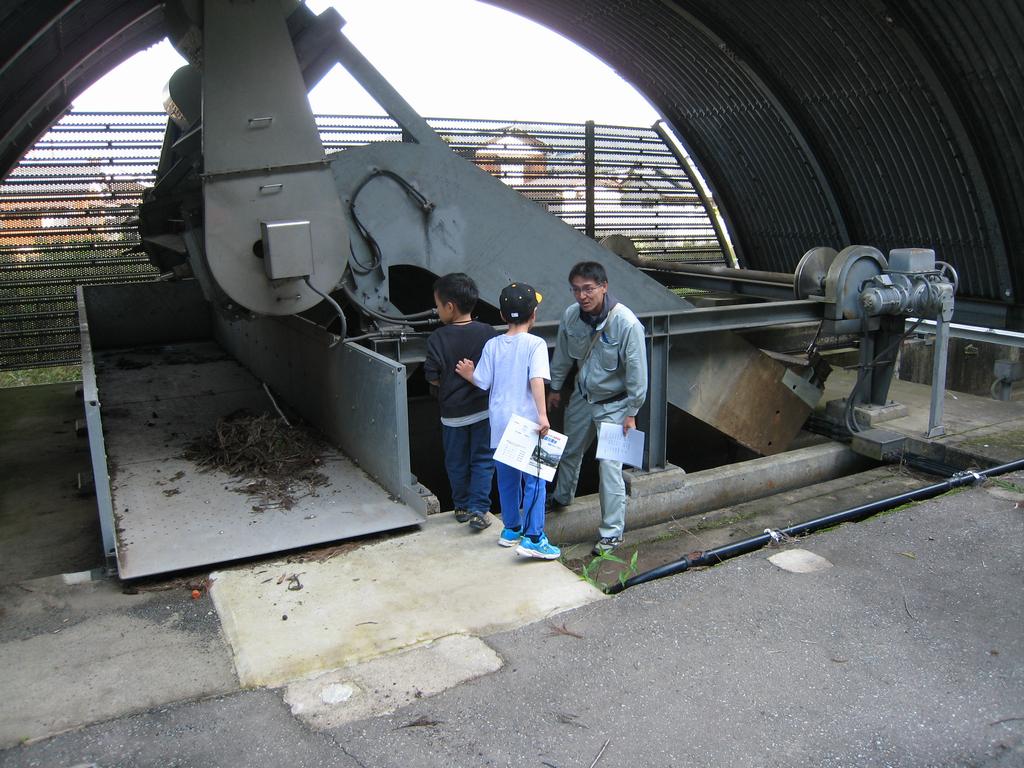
[570,283,602,296]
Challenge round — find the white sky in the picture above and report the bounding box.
[72,0,661,126]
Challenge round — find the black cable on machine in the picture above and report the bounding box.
[344,329,433,344]
[347,168,435,275]
[303,277,347,340]
[337,168,441,326]
[337,282,437,326]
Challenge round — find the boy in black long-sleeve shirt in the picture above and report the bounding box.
[424,273,497,530]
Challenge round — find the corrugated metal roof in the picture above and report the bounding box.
[490,0,1022,309]
[1,0,1021,310]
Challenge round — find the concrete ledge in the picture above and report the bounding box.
[826,398,909,428]
[850,428,907,461]
[546,442,874,545]
[623,463,688,498]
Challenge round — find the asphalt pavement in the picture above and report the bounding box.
[3,471,1022,768]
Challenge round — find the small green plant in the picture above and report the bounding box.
[579,548,639,592]
[619,549,639,587]
[991,478,1024,494]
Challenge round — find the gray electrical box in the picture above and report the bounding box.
[888,248,935,274]
[260,219,313,280]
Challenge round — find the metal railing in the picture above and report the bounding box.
[0,112,726,370]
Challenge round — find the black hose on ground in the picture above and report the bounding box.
[605,456,1024,595]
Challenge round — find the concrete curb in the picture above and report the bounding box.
[545,442,874,544]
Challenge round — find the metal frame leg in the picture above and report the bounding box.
[927,316,950,438]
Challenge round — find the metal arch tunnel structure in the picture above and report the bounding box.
[0,1,1014,577]
[1,0,1022,330]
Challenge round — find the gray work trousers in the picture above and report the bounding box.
[551,389,628,539]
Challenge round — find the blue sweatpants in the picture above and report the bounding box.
[495,462,546,540]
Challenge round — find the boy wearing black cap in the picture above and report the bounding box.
[424,273,498,531]
[455,283,560,560]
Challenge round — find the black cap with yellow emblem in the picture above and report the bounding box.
[499,282,543,321]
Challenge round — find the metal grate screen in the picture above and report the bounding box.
[0,112,724,370]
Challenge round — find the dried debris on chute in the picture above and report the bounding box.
[182,410,329,512]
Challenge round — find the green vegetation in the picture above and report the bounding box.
[578,548,640,592]
[990,478,1024,495]
[0,365,81,389]
[873,500,918,518]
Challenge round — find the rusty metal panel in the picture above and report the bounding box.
[668,331,812,455]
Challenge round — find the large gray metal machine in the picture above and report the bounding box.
[140,0,812,447]
[81,0,955,577]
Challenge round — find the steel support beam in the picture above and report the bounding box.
[907,318,1024,349]
[926,315,950,438]
[371,300,825,366]
[945,300,1024,334]
[584,119,596,239]
[642,266,795,301]
[637,314,670,470]
[76,287,117,572]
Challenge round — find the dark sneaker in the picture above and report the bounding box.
[544,497,568,512]
[468,513,492,531]
[516,534,561,560]
[591,536,623,556]
[454,509,473,523]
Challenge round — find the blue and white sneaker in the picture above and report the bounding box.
[516,534,561,560]
[497,528,522,547]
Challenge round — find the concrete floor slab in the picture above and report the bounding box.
[2,358,1021,763]
[283,634,502,729]
[209,514,604,687]
[0,576,236,749]
[824,369,1024,463]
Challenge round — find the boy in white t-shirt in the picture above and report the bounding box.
[455,283,560,560]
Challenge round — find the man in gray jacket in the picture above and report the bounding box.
[546,261,648,555]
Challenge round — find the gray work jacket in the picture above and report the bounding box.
[549,301,648,417]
